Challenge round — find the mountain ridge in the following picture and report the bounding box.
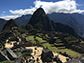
[27,8,53,31]
[48,13,84,36]
[14,12,84,36]
[14,14,31,27]
[26,8,78,37]
[2,19,19,31]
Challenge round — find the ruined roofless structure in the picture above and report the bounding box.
[8,36,19,42]
[65,56,84,63]
[41,48,54,62]
[0,48,17,61]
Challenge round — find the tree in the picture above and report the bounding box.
[25,24,33,31]
[21,25,25,29]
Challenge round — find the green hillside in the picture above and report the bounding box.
[22,31,82,57]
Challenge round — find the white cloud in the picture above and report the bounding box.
[9,8,36,16]
[0,0,84,20]
[34,0,84,14]
[0,15,19,20]
[3,11,6,13]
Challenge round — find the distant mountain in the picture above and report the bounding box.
[70,13,84,27]
[26,8,78,37]
[0,18,6,32]
[48,13,84,36]
[2,19,19,31]
[51,20,78,37]
[15,14,31,27]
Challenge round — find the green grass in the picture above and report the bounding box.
[55,39,62,42]
[42,42,58,52]
[58,49,81,57]
[22,33,81,57]
[27,36,36,44]
[42,42,81,57]
[22,34,26,37]
[0,46,3,51]
[36,33,43,37]
[54,43,64,45]
[81,41,84,43]
[26,36,47,44]
[64,37,78,42]
[15,51,20,54]
[45,34,50,38]
[36,37,46,43]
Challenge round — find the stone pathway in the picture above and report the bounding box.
[5,41,16,48]
[26,46,67,63]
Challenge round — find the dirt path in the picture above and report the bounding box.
[5,41,16,48]
[5,41,20,48]
[26,46,67,63]
[5,40,67,63]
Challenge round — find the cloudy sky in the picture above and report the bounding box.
[0,0,84,20]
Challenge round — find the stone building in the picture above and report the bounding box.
[8,36,19,42]
[65,56,84,63]
[0,48,17,61]
[41,48,54,62]
[21,49,33,53]
[0,51,10,61]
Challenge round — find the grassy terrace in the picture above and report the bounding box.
[22,33,81,57]
[0,44,4,51]
[64,37,78,42]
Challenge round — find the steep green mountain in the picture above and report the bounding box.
[15,15,31,27]
[26,8,78,37]
[2,19,25,34]
[0,18,6,32]
[2,19,19,31]
[26,8,53,31]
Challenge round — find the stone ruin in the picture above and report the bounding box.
[41,48,54,62]
[65,56,84,63]
[8,36,19,42]
[21,49,33,54]
[0,48,17,61]
[53,56,62,63]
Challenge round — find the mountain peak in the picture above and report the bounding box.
[26,8,78,37]
[36,8,45,12]
[27,8,53,31]
[2,19,19,31]
[33,8,45,15]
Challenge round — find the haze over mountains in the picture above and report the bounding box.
[15,15,31,27]
[0,8,84,38]
[0,19,6,32]
[25,8,78,37]
[14,11,84,37]
[48,13,84,36]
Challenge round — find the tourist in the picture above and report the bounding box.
[35,47,37,50]
[37,58,39,61]
[34,51,36,55]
